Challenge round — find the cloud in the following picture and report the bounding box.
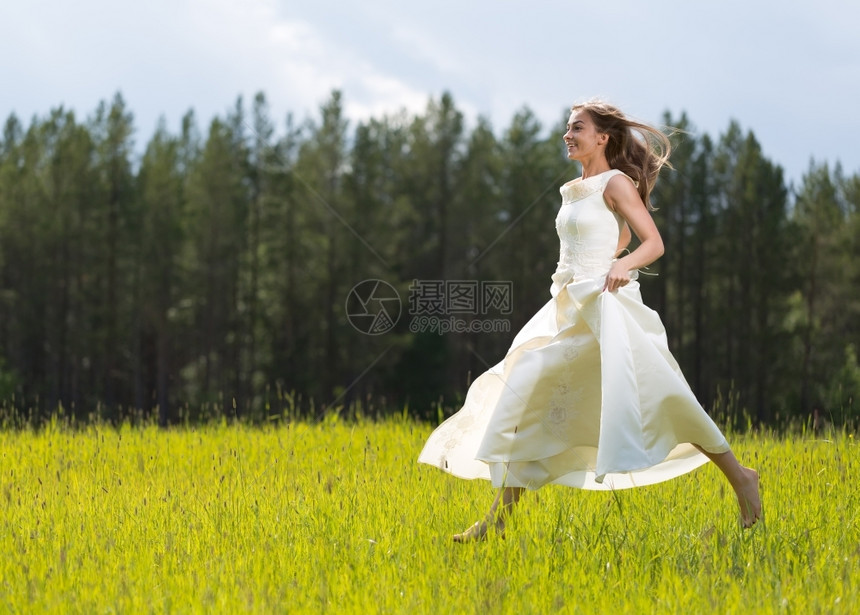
[176,0,431,126]
[266,19,429,122]
[3,0,858,182]
[0,0,436,133]
[389,25,465,77]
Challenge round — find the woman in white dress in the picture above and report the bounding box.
[417,100,762,541]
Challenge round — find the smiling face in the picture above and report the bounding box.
[563,110,606,161]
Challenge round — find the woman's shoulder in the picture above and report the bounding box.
[603,170,646,212]
[604,169,638,188]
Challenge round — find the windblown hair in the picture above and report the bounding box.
[571,100,672,210]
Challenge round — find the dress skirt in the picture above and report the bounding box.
[417,273,730,491]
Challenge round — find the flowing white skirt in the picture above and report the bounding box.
[417,275,729,490]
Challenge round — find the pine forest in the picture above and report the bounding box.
[0,91,858,427]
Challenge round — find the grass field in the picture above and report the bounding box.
[0,415,857,614]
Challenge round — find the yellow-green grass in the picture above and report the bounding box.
[0,416,857,614]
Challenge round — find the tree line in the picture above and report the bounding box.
[0,91,858,426]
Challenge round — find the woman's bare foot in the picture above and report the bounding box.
[452,518,505,542]
[735,467,762,528]
[453,521,487,543]
[695,447,762,528]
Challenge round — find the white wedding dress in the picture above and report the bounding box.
[418,169,729,490]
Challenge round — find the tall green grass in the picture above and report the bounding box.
[1,416,857,613]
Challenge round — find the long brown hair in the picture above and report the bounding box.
[571,100,672,210]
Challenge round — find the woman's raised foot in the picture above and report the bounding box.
[736,467,762,528]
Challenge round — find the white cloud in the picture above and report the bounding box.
[2,0,859,181]
[342,72,428,122]
[389,25,465,76]
[180,0,433,126]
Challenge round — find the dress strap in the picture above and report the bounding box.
[601,169,639,189]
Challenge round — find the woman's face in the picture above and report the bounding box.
[563,110,604,161]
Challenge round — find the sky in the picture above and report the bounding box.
[2,0,858,188]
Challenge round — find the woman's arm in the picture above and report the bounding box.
[602,174,664,292]
[614,223,632,257]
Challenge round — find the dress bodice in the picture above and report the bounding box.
[552,169,629,291]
